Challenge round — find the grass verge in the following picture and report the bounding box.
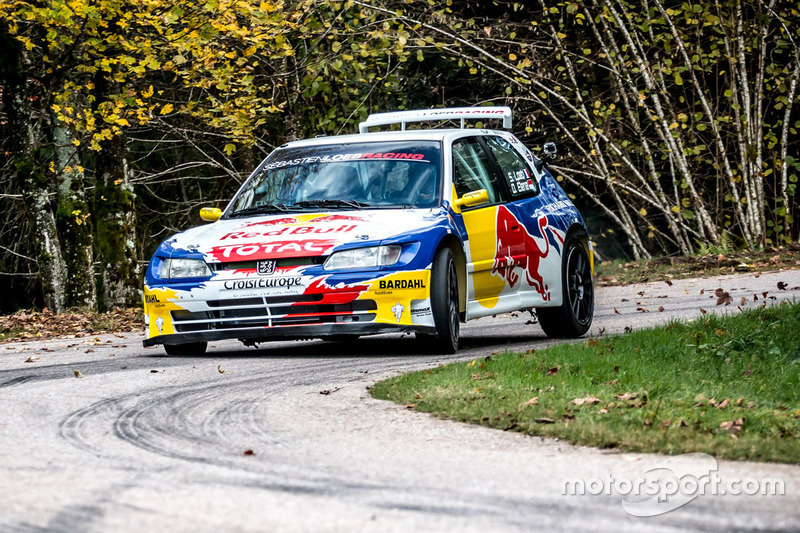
[371,302,800,463]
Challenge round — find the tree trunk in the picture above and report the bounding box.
[52,117,98,310]
[1,22,67,313]
[93,74,140,310]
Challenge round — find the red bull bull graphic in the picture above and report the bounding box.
[492,206,558,302]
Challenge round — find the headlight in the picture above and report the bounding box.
[323,245,401,271]
[160,258,211,279]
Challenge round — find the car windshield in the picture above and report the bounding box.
[228,141,441,216]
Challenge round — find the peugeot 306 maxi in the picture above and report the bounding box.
[143,107,594,355]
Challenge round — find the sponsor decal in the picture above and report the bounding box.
[257,260,276,275]
[410,306,431,317]
[144,294,160,304]
[493,206,552,301]
[265,153,429,170]
[209,239,338,261]
[221,225,357,239]
[223,277,302,290]
[378,279,426,290]
[390,302,405,322]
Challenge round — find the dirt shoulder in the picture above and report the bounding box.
[595,243,800,286]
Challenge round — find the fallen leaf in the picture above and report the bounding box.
[534,417,555,424]
[150,369,160,373]
[24,356,39,363]
[404,403,418,409]
[717,399,729,409]
[664,279,673,286]
[636,307,649,313]
[700,308,708,314]
[755,271,761,278]
[715,288,733,306]
[74,370,84,378]
[586,339,599,347]
[719,418,744,434]
[614,307,620,314]
[637,290,645,296]
[217,365,225,374]
[572,396,600,406]
[616,392,638,401]
[547,365,561,376]
[524,397,538,406]
[658,306,665,312]
[598,408,608,414]
[320,387,340,395]
[243,449,255,456]
[777,281,788,290]
[740,297,747,306]
[700,289,705,295]
[659,419,672,429]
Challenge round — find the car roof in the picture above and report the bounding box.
[280,106,515,150]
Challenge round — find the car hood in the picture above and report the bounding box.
[164,209,440,263]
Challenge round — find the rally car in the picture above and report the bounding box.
[143,106,594,355]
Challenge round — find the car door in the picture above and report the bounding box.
[450,136,521,311]
[482,134,562,306]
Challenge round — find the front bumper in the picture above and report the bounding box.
[143,269,434,347]
[142,322,435,347]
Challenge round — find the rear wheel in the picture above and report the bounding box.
[417,247,460,353]
[537,237,593,338]
[163,342,208,356]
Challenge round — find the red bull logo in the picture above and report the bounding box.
[492,206,552,301]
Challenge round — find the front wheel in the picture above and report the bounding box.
[537,237,593,338]
[417,247,460,353]
[163,341,208,356]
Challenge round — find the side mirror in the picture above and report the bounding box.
[454,189,490,209]
[199,207,222,222]
[535,142,558,172]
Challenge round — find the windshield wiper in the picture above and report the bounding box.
[228,203,292,217]
[293,199,369,209]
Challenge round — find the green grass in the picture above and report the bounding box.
[371,302,800,463]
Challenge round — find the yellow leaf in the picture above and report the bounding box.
[160,103,174,115]
[557,32,567,39]
[639,208,647,216]
[142,85,154,98]
[669,122,678,130]
[671,206,680,213]
[509,53,517,61]
[72,139,80,146]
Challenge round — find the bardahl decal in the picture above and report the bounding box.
[144,294,160,304]
[378,279,426,290]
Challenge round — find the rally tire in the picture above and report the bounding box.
[537,237,593,338]
[419,247,460,353]
[163,342,208,356]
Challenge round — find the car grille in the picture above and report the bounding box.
[171,294,377,332]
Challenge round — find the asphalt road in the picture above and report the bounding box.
[1,270,799,532]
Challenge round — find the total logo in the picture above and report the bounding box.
[210,240,337,261]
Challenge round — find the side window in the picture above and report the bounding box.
[484,136,540,198]
[452,138,503,205]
